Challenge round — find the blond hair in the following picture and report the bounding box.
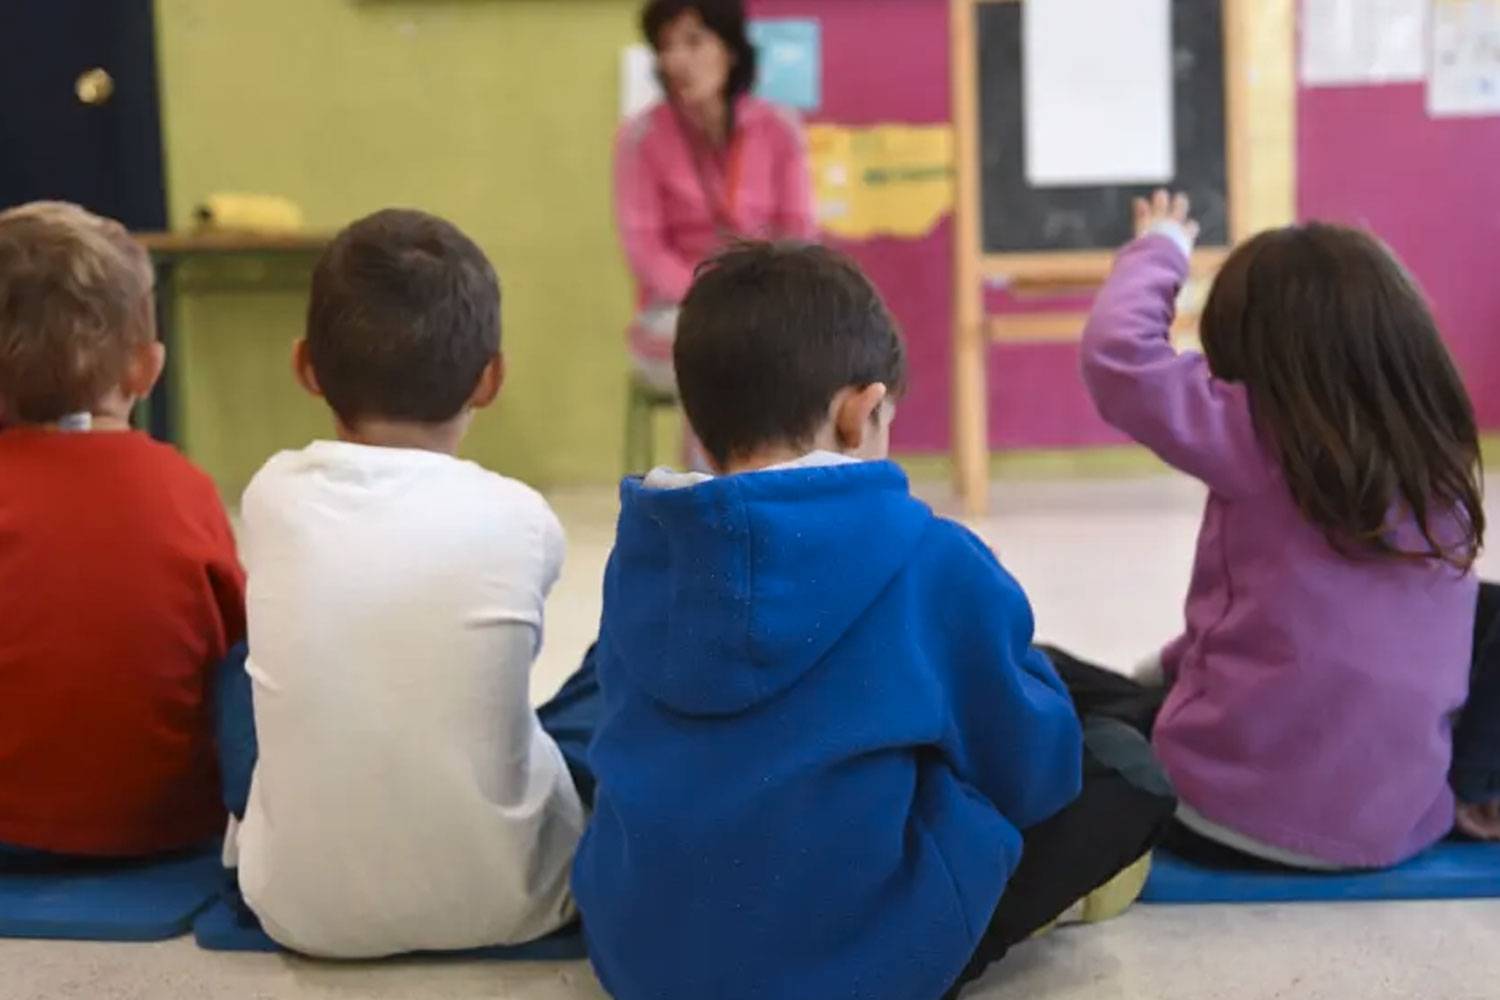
[0,201,155,422]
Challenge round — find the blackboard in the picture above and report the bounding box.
[977,0,1228,254]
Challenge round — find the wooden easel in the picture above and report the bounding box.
[948,0,1260,514]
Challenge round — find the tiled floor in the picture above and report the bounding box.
[7,474,1499,1000]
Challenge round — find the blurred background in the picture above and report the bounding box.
[3,0,1495,506]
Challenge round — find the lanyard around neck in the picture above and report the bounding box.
[681,115,746,242]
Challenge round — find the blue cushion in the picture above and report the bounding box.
[0,847,223,941]
[1141,841,1500,904]
[192,893,588,961]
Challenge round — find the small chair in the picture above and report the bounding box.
[624,371,680,476]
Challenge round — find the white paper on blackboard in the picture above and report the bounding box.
[1429,0,1500,117]
[1023,0,1175,188]
[1301,0,1427,87]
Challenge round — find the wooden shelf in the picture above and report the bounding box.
[134,230,330,256]
[987,310,1202,345]
[980,247,1230,295]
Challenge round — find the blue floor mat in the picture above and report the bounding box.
[1141,841,1500,904]
[193,893,588,961]
[0,847,223,941]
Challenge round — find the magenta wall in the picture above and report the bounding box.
[756,2,1500,452]
[1298,84,1500,428]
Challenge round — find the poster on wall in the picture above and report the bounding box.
[1022,0,1174,187]
[1300,0,1427,86]
[748,19,822,111]
[1428,0,1500,116]
[618,19,822,120]
[808,124,954,241]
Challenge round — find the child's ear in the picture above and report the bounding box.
[469,354,505,410]
[291,339,323,398]
[122,340,165,400]
[832,383,888,452]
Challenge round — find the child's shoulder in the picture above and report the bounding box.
[916,513,996,566]
[910,515,1031,606]
[436,462,565,578]
[137,435,224,500]
[242,445,309,506]
[4,431,232,527]
[469,464,559,524]
[245,444,554,517]
[404,455,562,545]
[66,431,222,503]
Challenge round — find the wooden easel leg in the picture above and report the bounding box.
[949,0,988,515]
[951,322,989,515]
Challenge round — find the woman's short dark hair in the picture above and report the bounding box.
[674,241,907,469]
[642,0,758,103]
[1200,223,1484,569]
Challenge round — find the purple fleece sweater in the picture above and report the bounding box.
[1081,235,1473,867]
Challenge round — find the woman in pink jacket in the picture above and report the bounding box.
[617,0,817,394]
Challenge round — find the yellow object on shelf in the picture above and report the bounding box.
[196,193,306,234]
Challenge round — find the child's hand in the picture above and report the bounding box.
[1456,799,1500,841]
[1132,189,1199,259]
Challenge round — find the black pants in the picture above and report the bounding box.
[1037,646,1275,872]
[1037,575,1500,880]
[940,668,1178,1000]
[1042,583,1500,811]
[1456,583,1500,804]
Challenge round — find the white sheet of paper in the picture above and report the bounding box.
[1301,0,1427,87]
[620,44,663,120]
[1429,0,1500,117]
[1023,0,1174,188]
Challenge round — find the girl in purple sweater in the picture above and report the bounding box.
[1055,191,1500,869]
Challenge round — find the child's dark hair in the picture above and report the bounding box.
[642,0,758,104]
[1200,223,1483,569]
[673,241,907,468]
[306,208,499,427]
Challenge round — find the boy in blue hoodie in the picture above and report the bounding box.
[573,241,1177,1000]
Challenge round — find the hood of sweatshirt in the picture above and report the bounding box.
[603,458,932,717]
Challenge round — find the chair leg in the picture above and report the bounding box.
[642,400,656,472]
[626,384,662,476]
[625,389,643,477]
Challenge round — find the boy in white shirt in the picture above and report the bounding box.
[220,208,593,959]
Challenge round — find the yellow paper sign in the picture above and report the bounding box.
[809,123,955,241]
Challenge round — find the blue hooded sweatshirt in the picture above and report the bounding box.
[573,459,1083,1000]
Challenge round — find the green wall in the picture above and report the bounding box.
[155,0,641,495]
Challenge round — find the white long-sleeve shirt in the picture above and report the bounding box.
[231,441,583,958]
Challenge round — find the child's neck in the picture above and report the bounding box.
[90,388,138,430]
[721,440,850,476]
[21,393,137,433]
[337,415,468,456]
[79,414,132,432]
[721,448,806,476]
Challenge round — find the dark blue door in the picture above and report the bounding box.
[0,0,167,230]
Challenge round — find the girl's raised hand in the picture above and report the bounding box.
[1132,189,1200,256]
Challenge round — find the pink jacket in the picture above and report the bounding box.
[1082,235,1474,868]
[615,96,817,362]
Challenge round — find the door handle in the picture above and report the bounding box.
[76,68,114,106]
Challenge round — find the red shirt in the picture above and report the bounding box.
[0,429,245,856]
